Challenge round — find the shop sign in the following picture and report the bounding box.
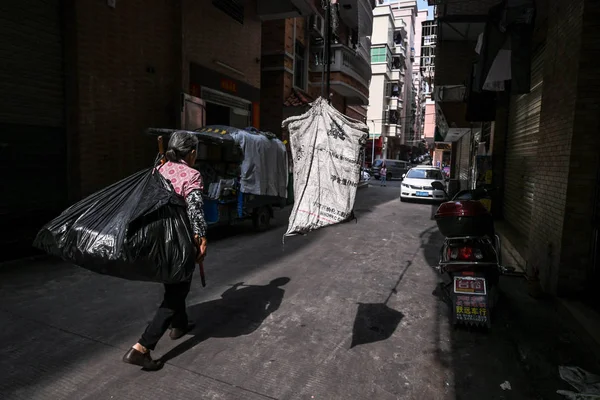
[220,78,237,93]
[453,293,489,326]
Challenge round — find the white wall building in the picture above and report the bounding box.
[413,9,429,142]
[367,0,419,160]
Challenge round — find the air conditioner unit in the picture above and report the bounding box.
[310,15,325,38]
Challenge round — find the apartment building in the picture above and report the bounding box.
[260,0,375,139]
[367,0,421,162]
[419,18,438,161]
[412,9,428,147]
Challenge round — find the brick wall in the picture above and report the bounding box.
[74,0,179,195]
[182,0,261,91]
[527,0,584,294]
[262,19,287,54]
[260,18,295,136]
[557,0,600,295]
[261,70,286,135]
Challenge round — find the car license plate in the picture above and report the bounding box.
[416,191,429,197]
[454,276,487,295]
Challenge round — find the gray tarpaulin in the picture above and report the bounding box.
[229,129,288,198]
[282,97,368,237]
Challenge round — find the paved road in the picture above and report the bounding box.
[1,186,598,400]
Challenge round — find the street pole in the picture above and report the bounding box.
[324,1,332,104]
[370,120,376,165]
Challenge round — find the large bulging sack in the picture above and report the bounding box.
[282,97,368,236]
[34,168,196,284]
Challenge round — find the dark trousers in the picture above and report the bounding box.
[138,281,191,350]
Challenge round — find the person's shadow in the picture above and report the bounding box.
[160,277,290,362]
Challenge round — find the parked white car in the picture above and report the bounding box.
[400,166,447,202]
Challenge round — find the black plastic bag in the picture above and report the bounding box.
[33,165,196,284]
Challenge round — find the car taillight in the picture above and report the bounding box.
[448,246,483,261]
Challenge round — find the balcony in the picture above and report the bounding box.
[390,68,405,83]
[357,36,371,65]
[310,44,372,105]
[385,81,402,99]
[391,54,405,69]
[391,125,403,138]
[256,0,314,20]
[369,45,393,77]
[390,96,404,110]
[337,0,376,37]
[393,42,407,56]
[383,109,400,126]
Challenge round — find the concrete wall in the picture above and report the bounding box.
[367,74,386,134]
[372,6,394,46]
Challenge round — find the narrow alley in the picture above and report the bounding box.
[1,186,598,400]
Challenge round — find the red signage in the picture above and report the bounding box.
[220,79,237,93]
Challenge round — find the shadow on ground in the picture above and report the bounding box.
[0,186,398,398]
[160,277,290,362]
[350,224,441,349]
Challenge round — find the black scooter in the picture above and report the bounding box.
[431,182,506,329]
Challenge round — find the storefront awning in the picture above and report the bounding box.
[445,128,471,142]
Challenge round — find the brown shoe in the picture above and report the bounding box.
[169,323,196,340]
[122,348,163,371]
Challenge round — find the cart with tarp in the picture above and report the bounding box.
[146,125,289,231]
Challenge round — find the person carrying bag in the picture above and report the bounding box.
[123,131,208,371]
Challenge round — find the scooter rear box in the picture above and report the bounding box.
[434,200,493,237]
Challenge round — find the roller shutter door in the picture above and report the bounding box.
[503,45,545,239]
[0,1,66,261]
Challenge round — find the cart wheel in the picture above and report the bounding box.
[253,207,271,232]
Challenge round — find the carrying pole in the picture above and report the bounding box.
[324,0,332,104]
[157,136,166,165]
